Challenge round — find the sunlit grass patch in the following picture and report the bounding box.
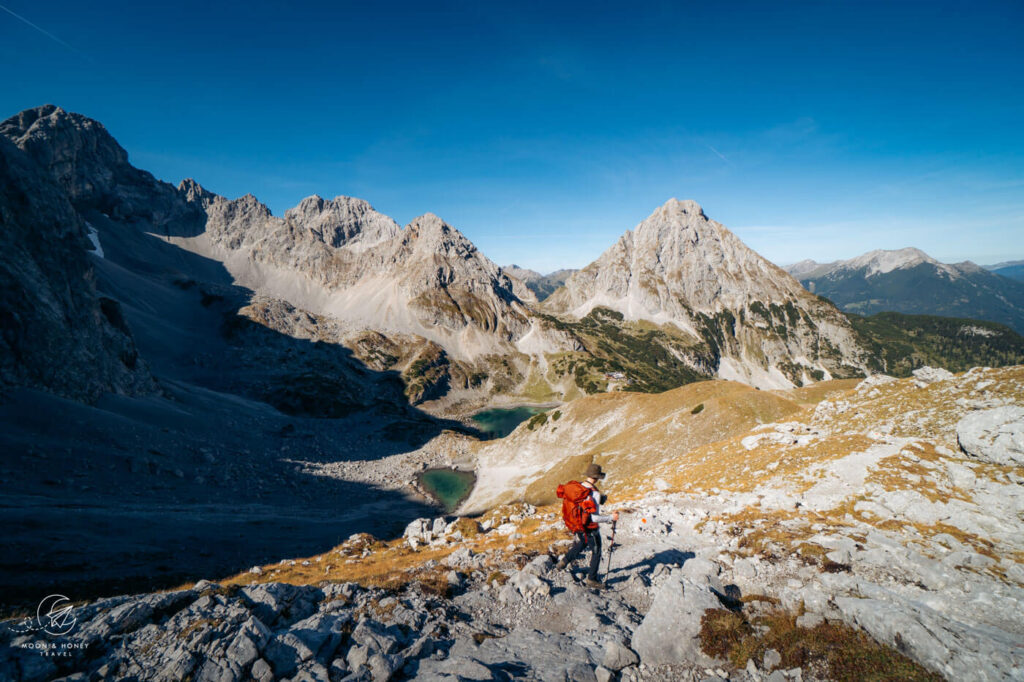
[699,608,943,681]
[185,503,568,598]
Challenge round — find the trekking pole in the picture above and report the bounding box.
[604,517,617,576]
[603,508,632,577]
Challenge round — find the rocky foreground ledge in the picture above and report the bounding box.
[3,367,1023,681]
[2,491,1018,682]
[0,544,922,682]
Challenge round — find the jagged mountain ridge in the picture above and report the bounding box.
[0,105,584,408]
[786,247,1024,333]
[544,199,870,388]
[177,178,548,360]
[1,104,872,408]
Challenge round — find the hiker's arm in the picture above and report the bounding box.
[590,490,615,523]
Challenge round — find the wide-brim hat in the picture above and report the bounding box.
[584,463,606,479]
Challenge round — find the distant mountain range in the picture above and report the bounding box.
[0,105,889,408]
[502,265,577,302]
[984,259,1024,282]
[4,104,1022,415]
[785,247,1024,333]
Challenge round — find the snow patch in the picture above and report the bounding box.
[85,222,104,258]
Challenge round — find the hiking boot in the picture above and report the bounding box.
[584,578,606,589]
[554,559,568,571]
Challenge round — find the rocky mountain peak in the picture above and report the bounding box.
[406,212,455,240]
[177,178,216,205]
[544,199,868,387]
[549,198,807,317]
[401,213,486,264]
[0,104,131,204]
[1,105,199,229]
[651,197,706,221]
[284,195,400,250]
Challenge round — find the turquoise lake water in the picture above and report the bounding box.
[470,406,547,439]
[418,468,476,511]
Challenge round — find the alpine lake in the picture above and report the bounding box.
[416,406,552,510]
[416,468,476,512]
[469,405,548,439]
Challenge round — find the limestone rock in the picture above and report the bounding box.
[631,571,723,666]
[956,406,1024,466]
[912,366,954,385]
[601,639,640,671]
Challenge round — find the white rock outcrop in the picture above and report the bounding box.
[957,406,1024,466]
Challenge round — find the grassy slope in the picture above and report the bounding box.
[463,379,816,511]
[615,366,1024,578]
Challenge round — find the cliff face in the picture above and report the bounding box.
[544,199,869,387]
[0,104,203,231]
[0,134,152,401]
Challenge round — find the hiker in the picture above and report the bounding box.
[554,463,619,588]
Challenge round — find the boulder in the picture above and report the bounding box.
[601,639,640,671]
[240,583,321,628]
[912,366,954,386]
[509,570,551,599]
[366,652,403,681]
[251,659,274,682]
[631,572,723,666]
[224,616,271,670]
[431,517,447,538]
[444,547,476,568]
[349,619,401,654]
[403,519,431,548]
[956,406,1024,466]
[522,554,553,576]
[263,632,315,677]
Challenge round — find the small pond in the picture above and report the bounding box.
[470,405,548,439]
[417,468,476,511]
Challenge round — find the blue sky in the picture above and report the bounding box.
[2,0,1022,272]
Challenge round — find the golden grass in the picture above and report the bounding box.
[866,442,972,504]
[180,504,571,597]
[617,431,877,499]
[699,608,943,681]
[773,378,863,406]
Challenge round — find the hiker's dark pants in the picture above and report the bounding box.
[564,528,602,580]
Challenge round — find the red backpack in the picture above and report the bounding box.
[556,480,597,533]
